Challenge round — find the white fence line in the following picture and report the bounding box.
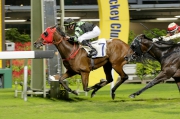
[0,50,55,101]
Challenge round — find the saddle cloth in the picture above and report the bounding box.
[82,38,107,58]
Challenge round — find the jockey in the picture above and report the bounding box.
[64,18,101,57]
[152,22,180,42]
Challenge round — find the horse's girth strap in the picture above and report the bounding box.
[91,58,94,70]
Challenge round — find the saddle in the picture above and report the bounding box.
[82,38,107,58]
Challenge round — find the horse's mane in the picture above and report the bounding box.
[55,26,79,45]
[56,26,66,37]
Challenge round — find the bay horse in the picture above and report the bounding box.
[34,25,130,99]
[124,34,180,98]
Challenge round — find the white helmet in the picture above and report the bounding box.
[167,22,179,33]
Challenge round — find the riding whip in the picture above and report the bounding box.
[139,23,161,38]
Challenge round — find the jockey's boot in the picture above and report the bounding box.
[82,40,97,57]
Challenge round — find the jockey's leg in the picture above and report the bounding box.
[78,26,100,57]
[82,40,97,57]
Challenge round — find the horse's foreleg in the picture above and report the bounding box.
[130,70,174,98]
[80,72,90,92]
[173,77,180,92]
[129,80,159,98]
[59,70,78,95]
[80,71,106,97]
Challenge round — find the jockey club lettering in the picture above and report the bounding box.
[98,0,129,43]
[109,0,121,39]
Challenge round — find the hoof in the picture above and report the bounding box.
[100,79,106,83]
[86,88,91,92]
[111,93,115,100]
[72,90,79,96]
[91,92,96,98]
[129,94,135,98]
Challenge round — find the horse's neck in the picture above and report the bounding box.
[54,40,76,59]
[149,45,165,61]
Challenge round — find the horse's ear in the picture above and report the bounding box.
[50,24,58,29]
[143,34,148,38]
[143,34,153,41]
[142,34,146,37]
[56,26,66,37]
[59,26,64,31]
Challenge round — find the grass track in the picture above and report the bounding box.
[0,83,180,119]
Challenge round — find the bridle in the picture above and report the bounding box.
[131,35,154,58]
[52,34,63,45]
[40,27,81,61]
[39,27,65,45]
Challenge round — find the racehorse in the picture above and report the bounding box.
[33,25,131,99]
[124,34,180,98]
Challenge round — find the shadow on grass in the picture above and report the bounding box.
[110,97,180,103]
[40,94,89,102]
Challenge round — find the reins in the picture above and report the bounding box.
[142,43,154,55]
[53,37,63,44]
[62,43,81,61]
[54,30,81,61]
[52,36,81,61]
[58,36,81,61]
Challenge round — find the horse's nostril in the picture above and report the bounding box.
[124,56,128,61]
[132,55,136,58]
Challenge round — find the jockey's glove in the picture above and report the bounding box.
[152,38,159,42]
[68,37,75,42]
[158,36,163,41]
[152,36,164,42]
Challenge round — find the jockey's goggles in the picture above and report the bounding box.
[64,22,75,27]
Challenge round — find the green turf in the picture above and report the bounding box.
[0,83,180,119]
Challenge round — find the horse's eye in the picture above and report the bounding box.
[44,32,48,37]
[131,43,136,49]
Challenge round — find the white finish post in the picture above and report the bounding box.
[14,81,18,97]
[60,0,66,75]
[23,65,28,101]
[41,0,46,98]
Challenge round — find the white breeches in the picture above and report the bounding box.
[78,26,101,43]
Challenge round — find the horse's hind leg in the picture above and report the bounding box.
[89,62,113,97]
[111,62,128,99]
[173,77,180,92]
